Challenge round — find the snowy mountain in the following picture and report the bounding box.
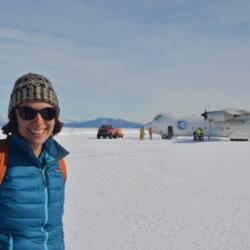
[63,117,143,128]
[0,115,143,128]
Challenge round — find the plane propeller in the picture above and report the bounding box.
[201,110,208,120]
[201,110,211,139]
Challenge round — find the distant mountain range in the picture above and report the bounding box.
[63,117,143,128]
[0,116,143,128]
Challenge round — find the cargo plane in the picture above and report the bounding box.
[144,109,250,141]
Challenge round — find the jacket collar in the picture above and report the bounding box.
[7,133,69,167]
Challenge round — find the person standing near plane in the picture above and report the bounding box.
[200,127,204,141]
[139,127,145,140]
[195,127,204,141]
[193,129,197,141]
[0,73,69,250]
[148,127,153,140]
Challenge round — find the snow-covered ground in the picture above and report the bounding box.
[53,128,250,250]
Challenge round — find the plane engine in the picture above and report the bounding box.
[201,111,233,122]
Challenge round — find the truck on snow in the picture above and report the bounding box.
[97,125,124,139]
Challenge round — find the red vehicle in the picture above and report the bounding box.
[97,125,123,139]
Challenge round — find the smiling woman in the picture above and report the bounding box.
[15,101,56,156]
[0,73,69,250]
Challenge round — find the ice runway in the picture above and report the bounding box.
[10,128,250,250]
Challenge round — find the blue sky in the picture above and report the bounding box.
[0,0,250,123]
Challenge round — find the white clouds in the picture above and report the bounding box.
[0,1,250,122]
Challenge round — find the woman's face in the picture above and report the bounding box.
[16,101,56,155]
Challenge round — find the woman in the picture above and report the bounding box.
[0,73,69,250]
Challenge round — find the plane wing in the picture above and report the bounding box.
[201,109,250,122]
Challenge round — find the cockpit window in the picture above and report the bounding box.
[154,114,162,121]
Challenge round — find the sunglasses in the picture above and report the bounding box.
[16,106,58,121]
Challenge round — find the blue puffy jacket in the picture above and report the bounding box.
[0,133,69,250]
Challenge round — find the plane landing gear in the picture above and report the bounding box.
[161,134,172,139]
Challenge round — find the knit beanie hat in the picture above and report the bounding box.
[8,73,59,118]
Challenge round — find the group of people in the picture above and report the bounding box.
[140,127,205,141]
[139,127,153,140]
[193,127,205,141]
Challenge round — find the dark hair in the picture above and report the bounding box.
[1,111,63,136]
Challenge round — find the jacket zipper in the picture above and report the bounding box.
[8,234,13,250]
[40,159,60,250]
[41,166,49,250]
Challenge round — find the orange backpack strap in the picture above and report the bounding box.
[0,139,8,185]
[59,158,67,181]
